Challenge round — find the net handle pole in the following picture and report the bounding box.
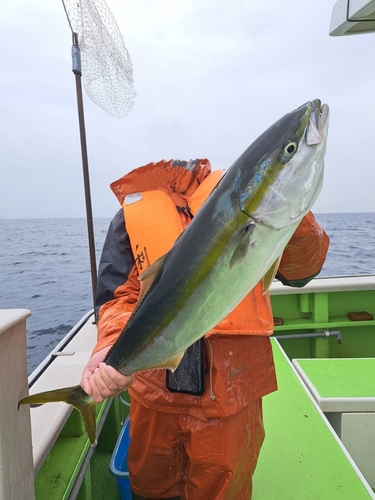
[72,32,98,307]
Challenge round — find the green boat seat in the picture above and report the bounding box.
[293,358,375,412]
[293,357,375,490]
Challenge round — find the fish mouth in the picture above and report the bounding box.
[306,99,329,146]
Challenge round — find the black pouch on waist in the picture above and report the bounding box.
[166,338,205,395]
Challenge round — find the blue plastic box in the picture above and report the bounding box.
[110,416,132,500]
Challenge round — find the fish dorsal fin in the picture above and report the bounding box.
[108,253,169,353]
[149,351,185,372]
[262,257,281,294]
[131,253,168,318]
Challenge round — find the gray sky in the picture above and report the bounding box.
[0,0,374,218]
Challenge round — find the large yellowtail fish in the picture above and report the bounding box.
[20,99,329,444]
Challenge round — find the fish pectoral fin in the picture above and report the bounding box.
[262,257,281,294]
[230,226,254,269]
[151,351,185,372]
[19,385,97,446]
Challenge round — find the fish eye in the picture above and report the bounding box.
[284,142,297,154]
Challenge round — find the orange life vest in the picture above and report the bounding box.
[95,159,328,417]
[107,160,277,418]
[122,168,274,338]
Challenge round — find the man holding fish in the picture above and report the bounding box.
[22,100,330,499]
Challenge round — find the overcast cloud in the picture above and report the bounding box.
[0,0,374,218]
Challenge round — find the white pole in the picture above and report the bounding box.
[0,310,35,500]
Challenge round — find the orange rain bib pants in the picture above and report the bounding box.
[128,399,264,500]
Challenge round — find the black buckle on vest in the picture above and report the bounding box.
[176,204,194,220]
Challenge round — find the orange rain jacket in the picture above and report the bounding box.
[94,159,330,420]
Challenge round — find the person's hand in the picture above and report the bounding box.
[80,346,135,403]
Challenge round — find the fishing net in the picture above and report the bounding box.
[62,0,136,118]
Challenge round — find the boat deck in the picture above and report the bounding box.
[31,315,375,500]
[253,339,374,499]
[36,337,374,499]
[7,275,374,499]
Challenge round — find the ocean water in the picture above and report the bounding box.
[0,213,374,374]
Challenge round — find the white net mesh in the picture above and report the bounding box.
[62,0,136,118]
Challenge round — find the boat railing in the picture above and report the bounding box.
[28,309,95,387]
[0,309,35,500]
[270,274,375,295]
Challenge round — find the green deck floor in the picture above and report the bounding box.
[34,343,374,499]
[87,450,120,500]
[252,340,374,499]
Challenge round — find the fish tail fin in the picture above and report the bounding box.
[19,385,97,445]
